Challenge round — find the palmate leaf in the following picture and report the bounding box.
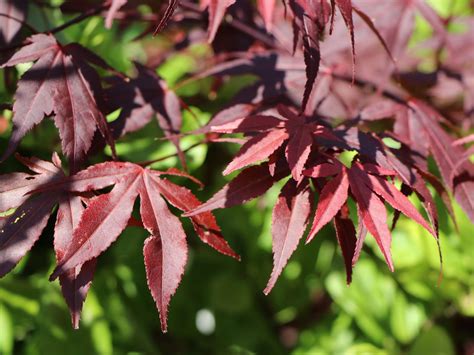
[0,34,115,172]
[214,105,338,181]
[190,132,438,289]
[360,99,474,223]
[1,0,473,337]
[32,161,238,331]
[0,156,236,330]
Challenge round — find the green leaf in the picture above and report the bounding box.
[390,293,426,343]
[0,303,13,355]
[409,326,455,355]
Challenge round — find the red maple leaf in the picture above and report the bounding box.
[26,161,239,331]
[0,34,115,172]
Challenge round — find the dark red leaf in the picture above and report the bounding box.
[1,34,114,171]
[303,162,342,178]
[185,164,283,216]
[54,195,96,329]
[209,115,284,134]
[140,173,188,332]
[50,174,141,280]
[151,176,239,259]
[354,164,436,237]
[264,179,311,294]
[285,125,313,181]
[223,129,288,175]
[306,170,349,243]
[348,169,394,271]
[207,0,236,42]
[0,194,56,277]
[412,100,474,222]
[333,210,357,284]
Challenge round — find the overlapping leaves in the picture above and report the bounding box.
[0,34,115,172]
[0,157,237,331]
[0,0,473,335]
[187,107,441,292]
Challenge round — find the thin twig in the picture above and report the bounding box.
[0,13,38,34]
[138,139,207,167]
[49,4,108,35]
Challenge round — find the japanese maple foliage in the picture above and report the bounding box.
[0,0,473,331]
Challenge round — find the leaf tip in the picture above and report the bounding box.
[263,283,273,296]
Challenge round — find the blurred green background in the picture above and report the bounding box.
[0,1,473,354]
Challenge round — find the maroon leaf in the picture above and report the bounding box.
[306,170,349,243]
[0,155,62,226]
[185,164,282,216]
[0,194,56,277]
[151,176,239,259]
[50,174,141,280]
[30,161,140,195]
[264,179,311,295]
[412,100,474,222]
[348,169,394,271]
[285,125,313,180]
[353,164,436,237]
[223,128,289,175]
[331,0,355,73]
[1,34,114,171]
[14,153,62,174]
[140,173,187,332]
[304,162,342,178]
[0,172,52,211]
[333,209,357,284]
[54,195,96,329]
[27,160,236,331]
[207,0,236,42]
[209,115,284,134]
